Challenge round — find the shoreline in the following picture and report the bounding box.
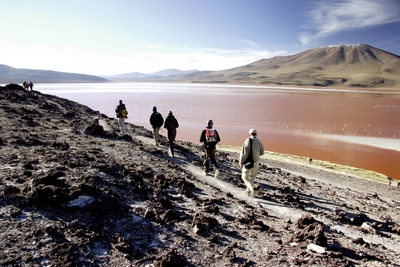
[35,83,400,181]
[165,125,400,182]
[218,145,392,183]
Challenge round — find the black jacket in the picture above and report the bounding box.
[150,112,164,128]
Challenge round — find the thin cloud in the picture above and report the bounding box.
[239,39,262,49]
[123,45,287,73]
[300,0,400,45]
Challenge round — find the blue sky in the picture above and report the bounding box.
[1,0,399,75]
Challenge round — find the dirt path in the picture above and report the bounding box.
[132,134,400,253]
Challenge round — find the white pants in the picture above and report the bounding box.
[241,161,260,192]
[118,117,125,133]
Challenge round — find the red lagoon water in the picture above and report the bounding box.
[38,83,400,180]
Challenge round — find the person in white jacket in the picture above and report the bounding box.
[239,129,264,196]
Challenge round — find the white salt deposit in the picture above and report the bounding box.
[323,134,400,152]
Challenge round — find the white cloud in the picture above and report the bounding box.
[300,0,400,45]
[0,43,287,75]
[119,46,287,74]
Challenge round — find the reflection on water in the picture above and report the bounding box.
[38,83,400,180]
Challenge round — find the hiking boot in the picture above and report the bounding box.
[214,169,220,178]
[250,189,259,198]
[245,188,251,196]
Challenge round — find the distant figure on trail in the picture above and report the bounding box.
[23,81,29,90]
[163,111,179,157]
[199,119,221,178]
[239,129,264,197]
[149,106,164,146]
[309,158,312,164]
[115,100,128,134]
[29,81,34,91]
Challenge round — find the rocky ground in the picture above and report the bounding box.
[1,84,400,267]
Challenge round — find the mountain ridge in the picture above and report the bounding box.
[1,44,399,88]
[102,69,199,81]
[180,44,400,88]
[0,64,108,84]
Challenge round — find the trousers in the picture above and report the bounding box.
[118,117,125,133]
[241,161,260,192]
[203,148,217,172]
[153,127,161,145]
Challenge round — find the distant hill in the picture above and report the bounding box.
[150,69,199,77]
[179,44,400,88]
[0,64,108,84]
[102,71,148,80]
[103,69,199,81]
[3,44,399,88]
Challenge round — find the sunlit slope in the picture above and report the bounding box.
[184,44,400,88]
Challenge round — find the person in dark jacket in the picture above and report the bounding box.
[29,81,34,91]
[149,106,164,146]
[115,100,128,134]
[199,119,221,177]
[163,111,179,157]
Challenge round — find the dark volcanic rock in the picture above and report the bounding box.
[0,84,400,266]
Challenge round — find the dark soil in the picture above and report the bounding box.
[1,84,400,266]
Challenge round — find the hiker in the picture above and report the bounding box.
[163,111,179,157]
[239,128,264,197]
[149,106,164,146]
[23,81,28,90]
[29,81,34,91]
[115,100,128,134]
[199,119,221,177]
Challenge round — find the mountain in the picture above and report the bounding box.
[180,44,400,88]
[3,44,399,88]
[103,69,199,81]
[0,64,108,84]
[149,69,199,77]
[101,71,148,80]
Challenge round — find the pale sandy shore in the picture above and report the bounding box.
[219,133,400,183]
[322,134,400,152]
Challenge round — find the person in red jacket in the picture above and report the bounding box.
[199,119,221,177]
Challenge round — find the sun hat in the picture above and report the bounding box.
[207,119,213,125]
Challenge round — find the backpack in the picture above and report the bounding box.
[118,104,128,118]
[206,128,216,143]
[121,108,127,118]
